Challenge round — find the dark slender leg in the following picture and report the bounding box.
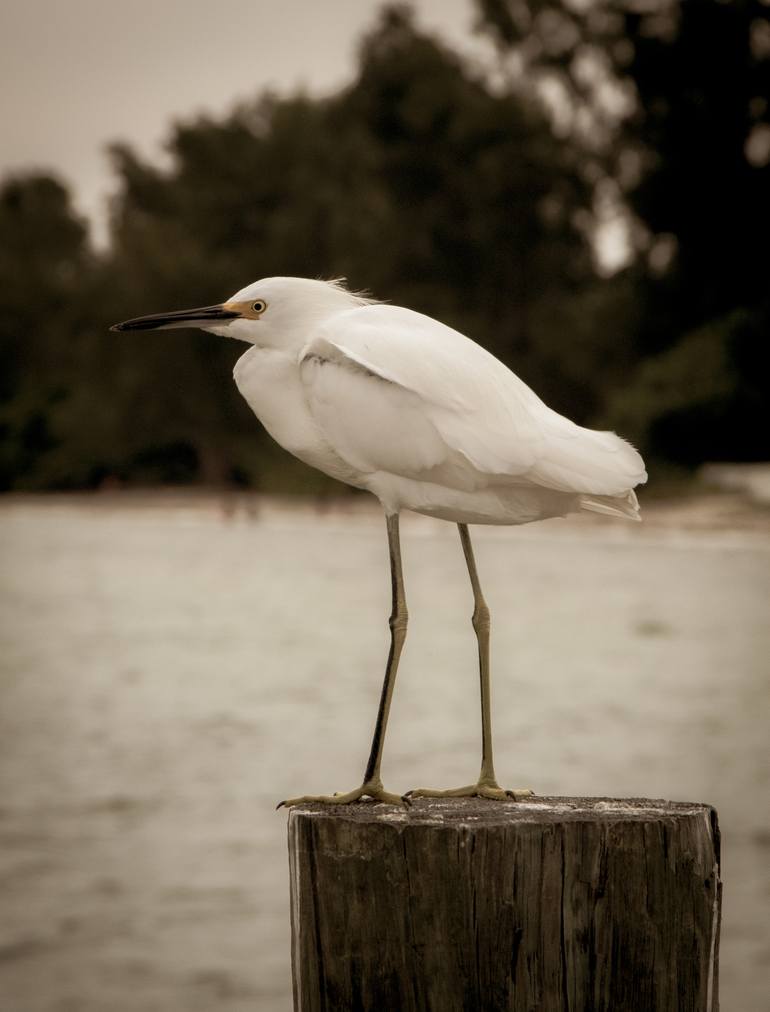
[278,512,407,808]
[364,512,408,785]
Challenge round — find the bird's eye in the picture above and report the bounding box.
[252,300,267,314]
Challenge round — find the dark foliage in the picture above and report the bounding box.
[476,0,770,465]
[1,3,767,491]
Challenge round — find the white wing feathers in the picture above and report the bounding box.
[299,304,647,498]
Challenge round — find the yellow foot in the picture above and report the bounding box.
[405,782,534,802]
[277,780,407,810]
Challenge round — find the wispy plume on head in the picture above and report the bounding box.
[320,277,381,306]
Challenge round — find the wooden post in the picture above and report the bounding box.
[287,797,721,1012]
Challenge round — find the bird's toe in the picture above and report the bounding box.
[276,781,407,809]
[405,782,535,802]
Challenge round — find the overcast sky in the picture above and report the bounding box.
[0,0,487,238]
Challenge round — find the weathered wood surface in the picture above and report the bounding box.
[288,796,721,1012]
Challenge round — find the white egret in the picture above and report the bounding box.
[112,277,647,807]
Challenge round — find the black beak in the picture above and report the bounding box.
[110,304,240,332]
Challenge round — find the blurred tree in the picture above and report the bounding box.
[3,3,763,491]
[475,0,770,462]
[338,5,610,417]
[0,175,93,488]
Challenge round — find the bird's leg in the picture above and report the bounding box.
[278,513,407,809]
[361,512,408,791]
[407,523,533,802]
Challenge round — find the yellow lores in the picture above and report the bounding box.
[113,277,647,807]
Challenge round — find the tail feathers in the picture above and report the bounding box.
[580,489,641,522]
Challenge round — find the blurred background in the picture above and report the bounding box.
[0,1,768,1010]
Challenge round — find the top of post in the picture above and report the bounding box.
[287,795,718,829]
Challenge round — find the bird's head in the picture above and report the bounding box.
[111,276,374,350]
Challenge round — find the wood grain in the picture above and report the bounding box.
[288,797,721,1011]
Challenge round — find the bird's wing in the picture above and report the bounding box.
[300,305,646,495]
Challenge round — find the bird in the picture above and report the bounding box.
[112,277,647,808]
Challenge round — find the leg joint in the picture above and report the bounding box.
[389,606,408,635]
[472,600,490,634]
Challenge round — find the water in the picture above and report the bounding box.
[0,493,768,1011]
